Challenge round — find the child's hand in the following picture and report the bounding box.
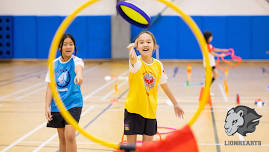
[127,43,137,61]
[45,106,52,121]
[174,104,184,119]
[127,43,136,50]
[74,74,83,85]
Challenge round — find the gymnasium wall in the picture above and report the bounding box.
[0,0,269,59]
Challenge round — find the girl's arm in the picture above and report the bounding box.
[160,83,184,118]
[45,84,53,121]
[213,48,229,53]
[74,64,84,85]
[210,51,225,57]
[127,42,138,65]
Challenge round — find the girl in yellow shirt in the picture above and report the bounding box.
[124,31,184,144]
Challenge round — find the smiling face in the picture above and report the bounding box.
[60,37,75,59]
[136,32,157,58]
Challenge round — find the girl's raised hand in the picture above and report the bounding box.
[127,43,137,63]
[127,43,136,51]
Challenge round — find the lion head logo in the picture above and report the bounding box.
[224,105,262,136]
[143,73,155,93]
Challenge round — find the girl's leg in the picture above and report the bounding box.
[65,125,77,152]
[142,135,153,143]
[126,135,137,144]
[211,68,218,86]
[57,128,66,152]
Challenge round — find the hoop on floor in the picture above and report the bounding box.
[48,0,212,150]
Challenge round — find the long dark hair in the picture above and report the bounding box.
[58,33,77,59]
[203,31,212,44]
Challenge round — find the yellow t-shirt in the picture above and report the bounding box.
[124,56,167,119]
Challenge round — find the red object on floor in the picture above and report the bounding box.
[236,94,240,105]
[136,125,199,152]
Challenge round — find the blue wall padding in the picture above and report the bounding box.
[2,15,269,59]
[13,16,36,58]
[252,16,269,59]
[36,16,64,59]
[226,16,252,59]
[86,16,111,59]
[177,16,204,59]
[131,16,268,60]
[0,16,13,58]
[11,16,111,59]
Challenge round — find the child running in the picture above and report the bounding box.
[203,31,228,95]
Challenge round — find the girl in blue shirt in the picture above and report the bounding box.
[45,33,84,152]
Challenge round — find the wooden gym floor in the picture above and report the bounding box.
[0,60,268,152]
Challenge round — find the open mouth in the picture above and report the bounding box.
[143,48,149,52]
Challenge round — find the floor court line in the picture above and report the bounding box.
[0,123,47,152]
[1,70,128,152]
[55,89,128,152]
[33,106,95,152]
[0,68,44,83]
[101,80,128,101]
[0,82,45,101]
[210,105,221,152]
[0,65,99,101]
[15,87,46,100]
[0,71,46,87]
[15,65,100,101]
[19,141,269,147]
[84,70,128,101]
[32,70,128,151]
[218,83,228,102]
[44,88,128,152]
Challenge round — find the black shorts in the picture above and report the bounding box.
[124,109,157,136]
[47,107,82,128]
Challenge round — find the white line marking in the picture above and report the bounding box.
[32,70,128,151]
[0,123,46,152]
[0,82,45,101]
[198,143,224,146]
[0,65,98,102]
[15,87,46,100]
[218,83,228,102]
[84,70,128,101]
[32,105,95,152]
[1,70,128,152]
[101,81,127,101]
[32,134,58,152]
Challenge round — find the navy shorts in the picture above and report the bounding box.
[47,107,82,128]
[124,109,157,136]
